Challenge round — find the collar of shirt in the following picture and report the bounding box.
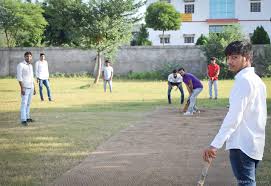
[23,60,30,65]
[234,67,254,80]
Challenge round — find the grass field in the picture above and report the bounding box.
[0,77,270,185]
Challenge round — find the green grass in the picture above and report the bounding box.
[0,77,270,185]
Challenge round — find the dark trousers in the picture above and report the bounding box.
[167,82,184,104]
[229,149,259,186]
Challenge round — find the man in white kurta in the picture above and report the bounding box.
[203,41,267,186]
[17,51,36,126]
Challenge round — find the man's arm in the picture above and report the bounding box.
[203,79,251,162]
[110,68,113,80]
[185,79,193,95]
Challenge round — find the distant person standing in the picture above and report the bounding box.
[17,51,36,126]
[167,69,184,104]
[102,60,113,93]
[179,68,203,115]
[35,53,52,101]
[207,57,220,99]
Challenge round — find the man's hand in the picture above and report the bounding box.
[203,146,217,163]
[21,89,25,96]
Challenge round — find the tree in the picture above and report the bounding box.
[132,24,151,46]
[145,2,180,46]
[42,0,83,46]
[196,34,208,45]
[251,26,270,44]
[203,24,245,79]
[0,0,47,47]
[80,0,145,83]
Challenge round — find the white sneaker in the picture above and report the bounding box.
[193,110,200,114]
[184,112,193,116]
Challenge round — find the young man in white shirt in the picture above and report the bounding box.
[203,41,267,186]
[17,51,36,126]
[167,69,184,104]
[35,53,52,101]
[102,60,113,93]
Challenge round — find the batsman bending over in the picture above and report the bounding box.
[167,69,184,105]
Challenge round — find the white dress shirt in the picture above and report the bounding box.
[103,66,113,80]
[168,73,183,83]
[211,67,267,160]
[17,61,34,88]
[35,60,49,80]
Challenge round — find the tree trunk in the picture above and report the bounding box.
[4,29,10,47]
[94,51,102,84]
[162,30,165,46]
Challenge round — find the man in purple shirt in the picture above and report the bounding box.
[178,68,203,115]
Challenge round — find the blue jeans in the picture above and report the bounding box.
[39,79,52,100]
[167,83,184,104]
[229,149,259,186]
[20,87,34,121]
[187,88,202,113]
[208,79,218,98]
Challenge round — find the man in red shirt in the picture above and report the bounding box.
[207,57,220,99]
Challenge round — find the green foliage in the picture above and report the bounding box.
[131,24,152,46]
[145,2,180,32]
[42,0,83,46]
[0,0,47,47]
[251,26,270,44]
[253,45,271,77]
[203,24,245,79]
[81,0,145,59]
[196,34,208,45]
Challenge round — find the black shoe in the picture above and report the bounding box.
[27,118,34,122]
[21,121,28,126]
[49,98,52,101]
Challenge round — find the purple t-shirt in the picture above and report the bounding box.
[182,73,203,89]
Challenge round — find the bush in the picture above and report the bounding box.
[251,26,270,44]
[253,45,271,77]
[196,34,208,45]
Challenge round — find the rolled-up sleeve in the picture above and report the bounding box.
[211,79,251,149]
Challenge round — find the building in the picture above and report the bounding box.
[146,0,271,45]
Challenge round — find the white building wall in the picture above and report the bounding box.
[146,0,271,45]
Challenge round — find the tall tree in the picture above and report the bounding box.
[203,24,245,79]
[251,26,270,44]
[0,0,47,47]
[145,1,180,46]
[80,0,145,83]
[42,0,83,46]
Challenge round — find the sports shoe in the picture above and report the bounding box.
[193,110,200,114]
[27,118,34,122]
[21,121,28,126]
[183,112,193,116]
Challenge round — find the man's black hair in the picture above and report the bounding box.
[178,67,185,72]
[172,69,177,73]
[40,53,45,57]
[224,40,252,57]
[24,51,32,56]
[210,57,216,61]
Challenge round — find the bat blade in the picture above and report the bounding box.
[197,160,212,186]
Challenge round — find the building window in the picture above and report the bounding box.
[185,4,194,13]
[210,0,235,19]
[184,35,195,43]
[160,37,170,44]
[250,2,261,12]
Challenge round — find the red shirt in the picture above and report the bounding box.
[208,63,220,80]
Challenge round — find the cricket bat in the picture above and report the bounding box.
[197,160,212,186]
[183,99,190,112]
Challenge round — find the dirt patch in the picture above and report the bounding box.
[53,107,235,186]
